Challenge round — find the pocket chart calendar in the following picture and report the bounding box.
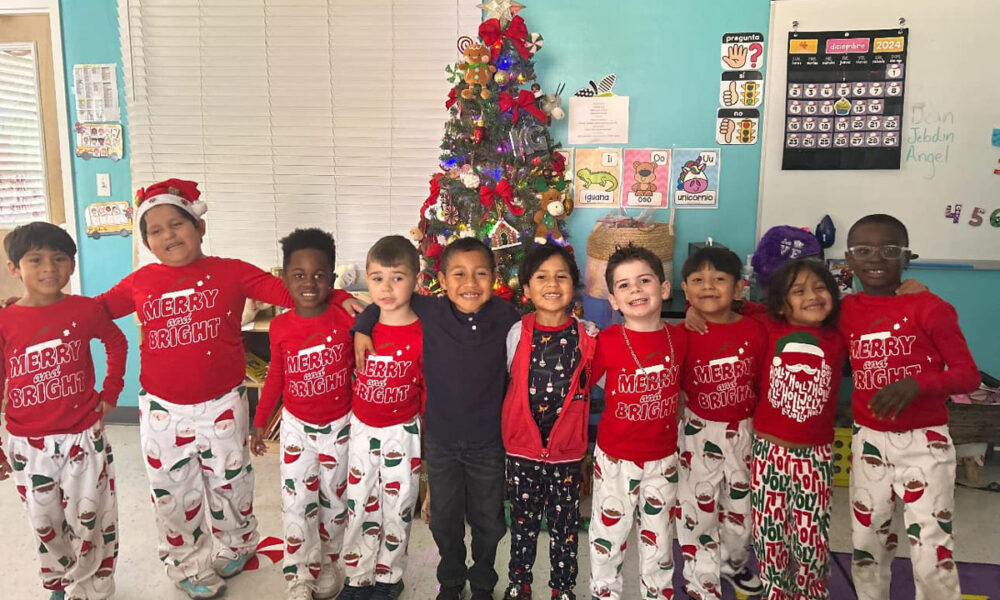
[782,28,908,170]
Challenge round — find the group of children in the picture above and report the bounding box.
[0,176,979,600]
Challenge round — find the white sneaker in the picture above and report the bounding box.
[720,563,763,596]
[288,582,314,600]
[313,560,344,599]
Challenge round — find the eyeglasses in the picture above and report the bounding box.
[847,245,910,260]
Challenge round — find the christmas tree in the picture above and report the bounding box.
[411,0,571,308]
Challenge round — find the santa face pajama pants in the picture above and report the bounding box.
[341,415,421,588]
[676,412,753,599]
[9,422,118,600]
[139,387,258,584]
[589,445,678,600]
[505,456,582,594]
[850,424,960,600]
[279,409,351,591]
[750,436,832,600]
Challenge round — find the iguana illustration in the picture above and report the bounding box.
[577,168,618,191]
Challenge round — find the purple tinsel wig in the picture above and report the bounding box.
[752,226,823,285]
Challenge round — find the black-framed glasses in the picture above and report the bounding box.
[847,245,910,260]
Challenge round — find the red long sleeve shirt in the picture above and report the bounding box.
[839,292,979,432]
[352,321,424,428]
[592,323,687,463]
[753,318,847,445]
[97,255,350,405]
[253,306,355,428]
[682,316,767,422]
[0,296,127,440]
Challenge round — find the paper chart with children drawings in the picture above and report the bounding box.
[573,148,621,208]
[670,149,721,209]
[621,149,670,209]
[782,28,908,170]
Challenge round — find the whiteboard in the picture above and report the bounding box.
[758,0,1000,267]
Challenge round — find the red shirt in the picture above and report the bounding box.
[682,316,767,422]
[839,292,979,432]
[97,256,350,405]
[0,296,127,439]
[592,323,686,462]
[352,321,424,427]
[753,318,847,445]
[254,306,355,428]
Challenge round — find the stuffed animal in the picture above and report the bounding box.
[458,42,496,100]
[533,187,573,244]
[537,83,566,121]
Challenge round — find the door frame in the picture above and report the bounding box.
[1,0,81,292]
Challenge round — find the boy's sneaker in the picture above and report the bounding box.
[470,588,494,600]
[720,563,763,596]
[437,585,465,600]
[314,562,344,599]
[502,583,531,599]
[337,585,375,600]
[552,590,575,600]
[371,581,405,600]
[176,573,227,599]
[213,550,255,579]
[288,583,314,600]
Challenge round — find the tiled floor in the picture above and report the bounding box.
[1,426,997,599]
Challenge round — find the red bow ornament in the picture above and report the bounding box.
[499,90,547,125]
[478,179,524,221]
[421,174,443,216]
[479,16,530,61]
[445,87,458,109]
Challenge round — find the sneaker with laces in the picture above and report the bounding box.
[213,550,255,579]
[552,590,575,600]
[720,564,763,596]
[288,582,314,600]
[314,562,344,599]
[371,581,405,600]
[338,584,375,600]
[176,573,227,599]
[436,584,464,600]
[502,583,531,599]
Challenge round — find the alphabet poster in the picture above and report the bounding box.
[782,28,908,170]
[622,149,670,209]
[573,148,622,207]
[670,149,720,209]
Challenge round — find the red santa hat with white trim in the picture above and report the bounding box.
[135,178,207,223]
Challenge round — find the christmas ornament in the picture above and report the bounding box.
[533,183,572,244]
[494,71,509,85]
[508,275,519,289]
[489,217,522,250]
[473,126,485,144]
[457,37,495,100]
[442,203,459,225]
[479,179,524,218]
[499,90,547,125]
[525,32,544,54]
[458,165,480,188]
[479,16,530,61]
[477,0,524,27]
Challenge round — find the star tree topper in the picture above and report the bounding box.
[477,0,525,26]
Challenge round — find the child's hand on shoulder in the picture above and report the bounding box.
[870,377,920,420]
[685,307,708,334]
[897,279,929,295]
[250,427,268,457]
[0,296,20,308]
[342,296,365,317]
[0,451,11,481]
[354,332,374,367]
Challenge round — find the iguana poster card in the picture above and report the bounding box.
[670,149,721,209]
[573,147,622,207]
[622,148,670,209]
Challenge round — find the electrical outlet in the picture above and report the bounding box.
[97,173,111,197]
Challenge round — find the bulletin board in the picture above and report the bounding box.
[758,0,1000,267]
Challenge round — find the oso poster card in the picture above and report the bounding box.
[671,149,720,209]
[573,148,621,208]
[782,29,908,170]
[622,149,670,209]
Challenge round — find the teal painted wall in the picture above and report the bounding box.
[59,0,140,407]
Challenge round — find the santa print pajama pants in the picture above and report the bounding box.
[505,456,582,593]
[850,424,960,600]
[589,445,678,600]
[750,436,832,600]
[279,409,351,591]
[139,387,258,584]
[341,415,421,588]
[9,422,118,600]
[676,412,753,599]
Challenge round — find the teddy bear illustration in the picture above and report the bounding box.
[631,161,657,197]
[533,187,573,244]
[457,38,495,100]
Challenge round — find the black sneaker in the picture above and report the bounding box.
[437,585,464,600]
[720,565,763,596]
[502,583,530,599]
[552,590,575,600]
[470,588,494,600]
[337,585,375,600]
[371,582,404,600]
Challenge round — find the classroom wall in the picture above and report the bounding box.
[59,0,141,408]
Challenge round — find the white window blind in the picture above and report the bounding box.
[0,45,49,227]
[119,0,480,269]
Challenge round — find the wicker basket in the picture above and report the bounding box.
[584,206,675,299]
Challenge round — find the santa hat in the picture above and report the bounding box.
[925,430,948,445]
[31,474,54,490]
[135,178,207,224]
[592,538,612,553]
[862,441,883,462]
[936,545,953,563]
[215,408,235,425]
[774,331,823,358]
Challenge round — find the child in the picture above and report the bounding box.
[353,237,519,600]
[0,222,127,600]
[750,259,846,600]
[841,214,978,600]
[501,243,597,600]
[338,236,425,600]
[676,247,765,599]
[96,179,360,598]
[249,229,355,600]
[589,243,686,600]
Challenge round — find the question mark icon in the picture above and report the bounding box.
[748,43,763,68]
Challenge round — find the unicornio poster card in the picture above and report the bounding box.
[670,149,721,209]
[622,148,670,209]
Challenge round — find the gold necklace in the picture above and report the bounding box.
[621,322,674,374]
